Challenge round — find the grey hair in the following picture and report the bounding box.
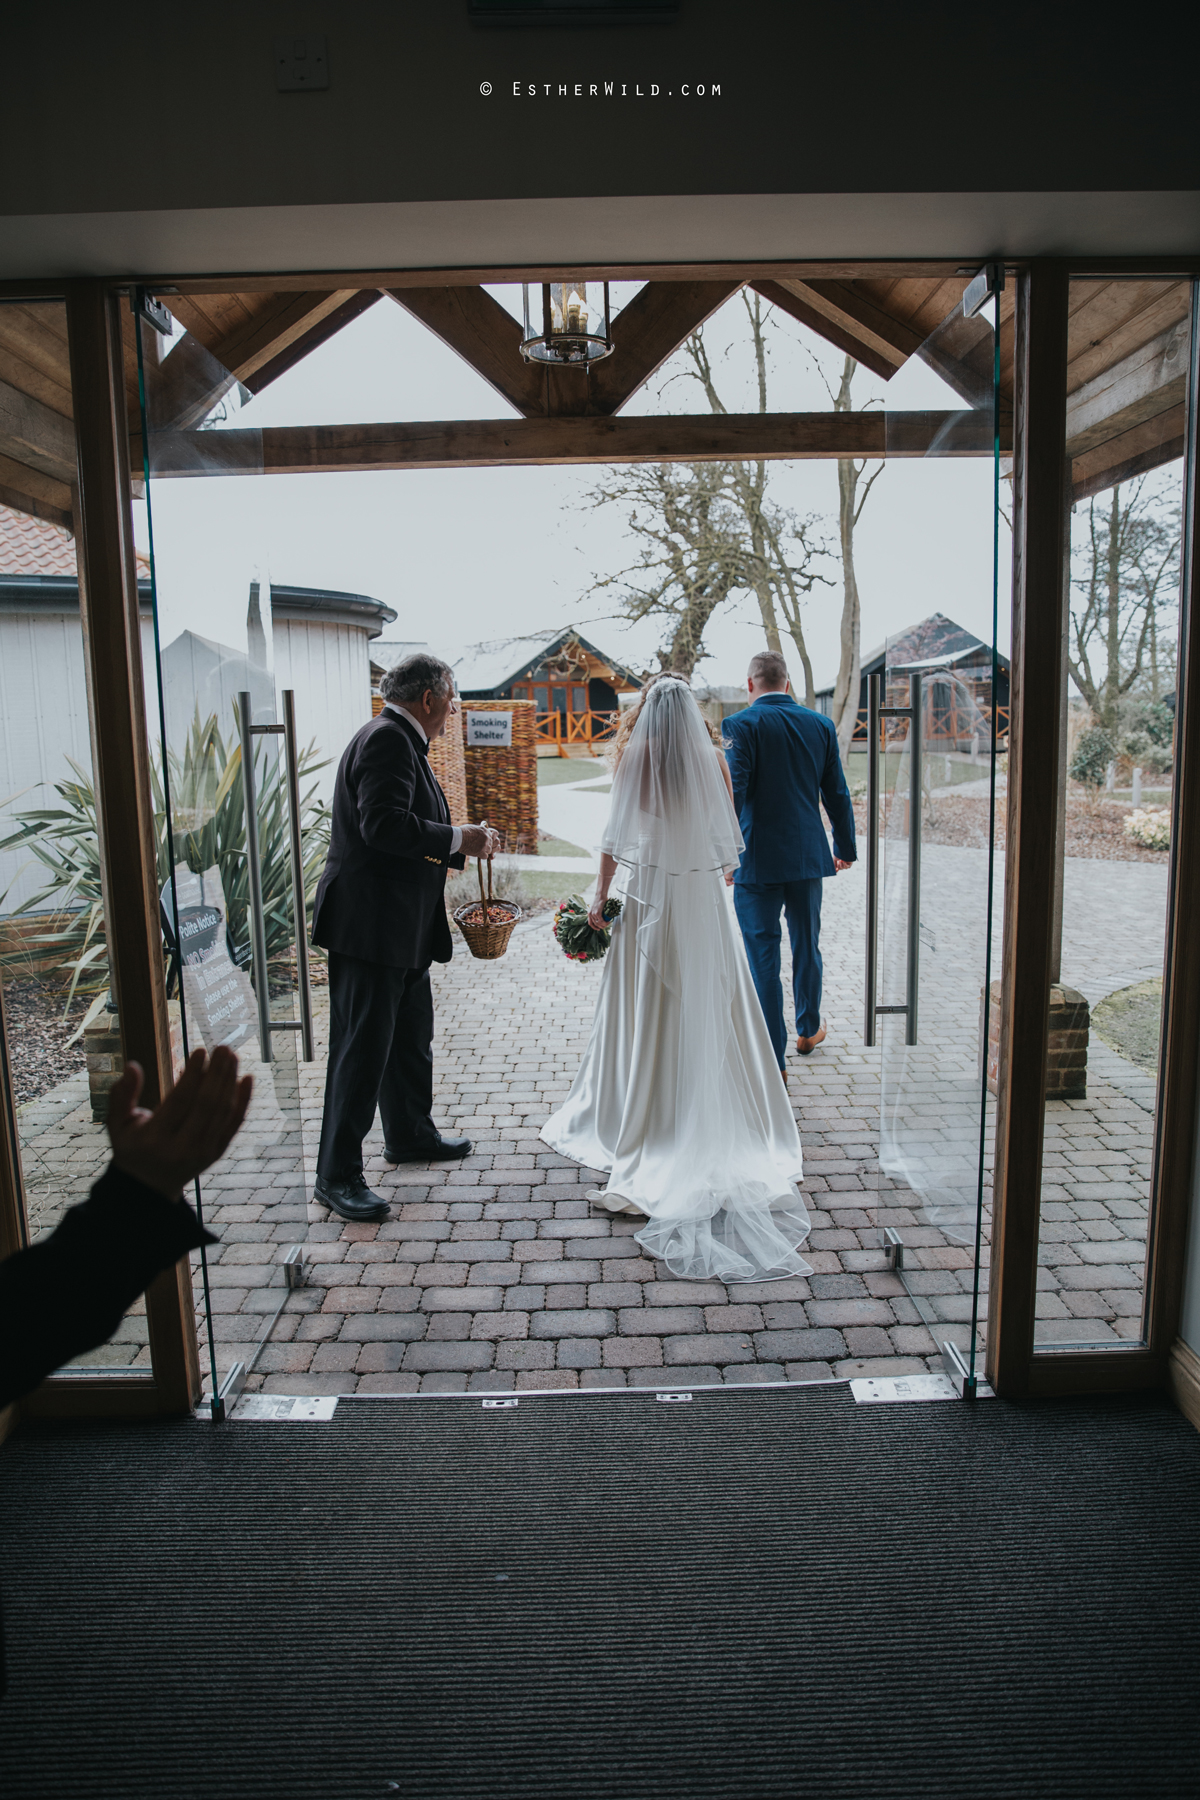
[380,652,455,705]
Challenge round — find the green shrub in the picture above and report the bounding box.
[1069,725,1115,790]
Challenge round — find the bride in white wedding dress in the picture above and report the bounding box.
[540,674,812,1284]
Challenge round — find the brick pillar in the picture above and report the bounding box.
[983,978,1088,1100]
[84,1008,123,1122]
[85,1002,185,1121]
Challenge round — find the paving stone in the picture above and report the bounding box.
[340,1314,429,1343]
[544,1284,588,1309]
[724,1364,786,1385]
[320,1286,382,1313]
[356,1373,421,1393]
[426,1312,472,1340]
[422,1285,504,1311]
[469,1311,530,1341]
[435,1241,513,1263]
[355,1343,407,1374]
[784,1361,836,1382]
[555,1339,602,1369]
[709,1305,764,1332]
[642,1282,728,1307]
[255,1343,316,1374]
[419,1372,470,1392]
[405,1342,494,1372]
[504,1285,546,1310]
[588,1282,645,1307]
[495,1341,555,1370]
[834,1357,928,1378]
[601,1258,657,1283]
[530,1309,615,1338]
[754,1328,847,1360]
[664,1333,754,1364]
[806,1298,896,1328]
[602,1337,663,1368]
[516,1370,579,1390]
[630,1365,721,1386]
[844,1326,895,1356]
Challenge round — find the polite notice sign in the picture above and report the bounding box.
[466,710,513,747]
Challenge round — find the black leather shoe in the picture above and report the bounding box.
[314,1173,390,1222]
[383,1134,472,1164]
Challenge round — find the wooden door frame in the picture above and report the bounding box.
[0,282,201,1422]
[987,262,1200,1398]
[4,256,1200,1419]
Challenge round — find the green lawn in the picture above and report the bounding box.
[537,757,608,787]
[538,833,592,858]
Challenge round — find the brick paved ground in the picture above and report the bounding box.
[12,849,1167,1386]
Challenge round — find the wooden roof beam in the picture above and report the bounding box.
[166,290,363,386]
[148,409,1007,477]
[751,280,899,381]
[0,451,73,531]
[1065,318,1189,457]
[242,290,384,393]
[386,285,549,417]
[582,280,745,415]
[0,376,77,485]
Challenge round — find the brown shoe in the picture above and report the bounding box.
[796,1023,827,1056]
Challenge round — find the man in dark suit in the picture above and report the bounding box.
[723,650,857,1072]
[311,653,499,1222]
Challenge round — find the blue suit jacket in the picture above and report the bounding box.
[723,692,857,884]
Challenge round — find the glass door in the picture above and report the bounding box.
[866,273,1006,1395]
[134,302,318,1419]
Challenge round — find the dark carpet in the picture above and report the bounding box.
[1,1383,1198,1800]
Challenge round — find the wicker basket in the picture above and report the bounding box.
[453,856,521,960]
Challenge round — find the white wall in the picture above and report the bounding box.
[271,619,373,805]
[0,609,95,912]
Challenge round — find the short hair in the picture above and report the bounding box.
[380,652,455,705]
[748,650,789,689]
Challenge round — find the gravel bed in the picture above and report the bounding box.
[1,978,90,1106]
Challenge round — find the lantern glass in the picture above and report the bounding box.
[520,278,613,365]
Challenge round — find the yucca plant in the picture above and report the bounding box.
[0,706,331,1040]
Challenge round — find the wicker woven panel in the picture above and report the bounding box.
[462,698,538,854]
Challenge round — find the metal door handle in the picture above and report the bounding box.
[864,671,881,1046]
[238,689,316,1064]
[282,689,315,1061]
[864,669,922,1048]
[238,690,274,1063]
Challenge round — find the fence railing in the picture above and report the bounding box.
[850,701,1010,749]
[536,710,620,756]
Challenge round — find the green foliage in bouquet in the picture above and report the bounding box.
[553,895,622,963]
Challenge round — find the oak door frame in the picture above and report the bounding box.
[10,282,200,1421]
[987,264,1200,1399]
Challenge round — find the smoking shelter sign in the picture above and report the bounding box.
[466,711,513,747]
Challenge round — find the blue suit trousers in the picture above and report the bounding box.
[734,878,823,1068]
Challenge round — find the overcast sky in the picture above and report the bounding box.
[134,286,1012,692]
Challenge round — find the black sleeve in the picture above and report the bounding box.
[0,1166,215,1408]
[354,729,456,865]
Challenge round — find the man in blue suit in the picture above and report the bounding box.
[723,650,857,1071]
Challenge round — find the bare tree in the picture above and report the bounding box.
[587,290,831,689]
[586,460,826,681]
[1068,478,1181,730]
[801,354,884,764]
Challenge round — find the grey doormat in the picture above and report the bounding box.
[1,1383,1198,1798]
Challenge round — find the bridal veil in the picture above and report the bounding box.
[543,676,811,1284]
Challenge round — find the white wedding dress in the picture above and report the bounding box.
[540,677,811,1284]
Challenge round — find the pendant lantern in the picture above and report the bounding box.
[520,279,613,366]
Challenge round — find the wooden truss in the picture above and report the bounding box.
[0,268,1189,527]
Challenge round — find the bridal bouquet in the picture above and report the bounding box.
[552,895,622,963]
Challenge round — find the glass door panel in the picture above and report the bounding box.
[869,278,1006,1394]
[135,307,317,1416]
[0,298,145,1374]
[1032,278,1191,1351]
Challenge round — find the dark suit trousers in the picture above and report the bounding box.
[317,951,435,1179]
[734,878,823,1066]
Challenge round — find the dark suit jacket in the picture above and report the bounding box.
[723,692,857,884]
[0,1166,213,1409]
[311,708,466,970]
